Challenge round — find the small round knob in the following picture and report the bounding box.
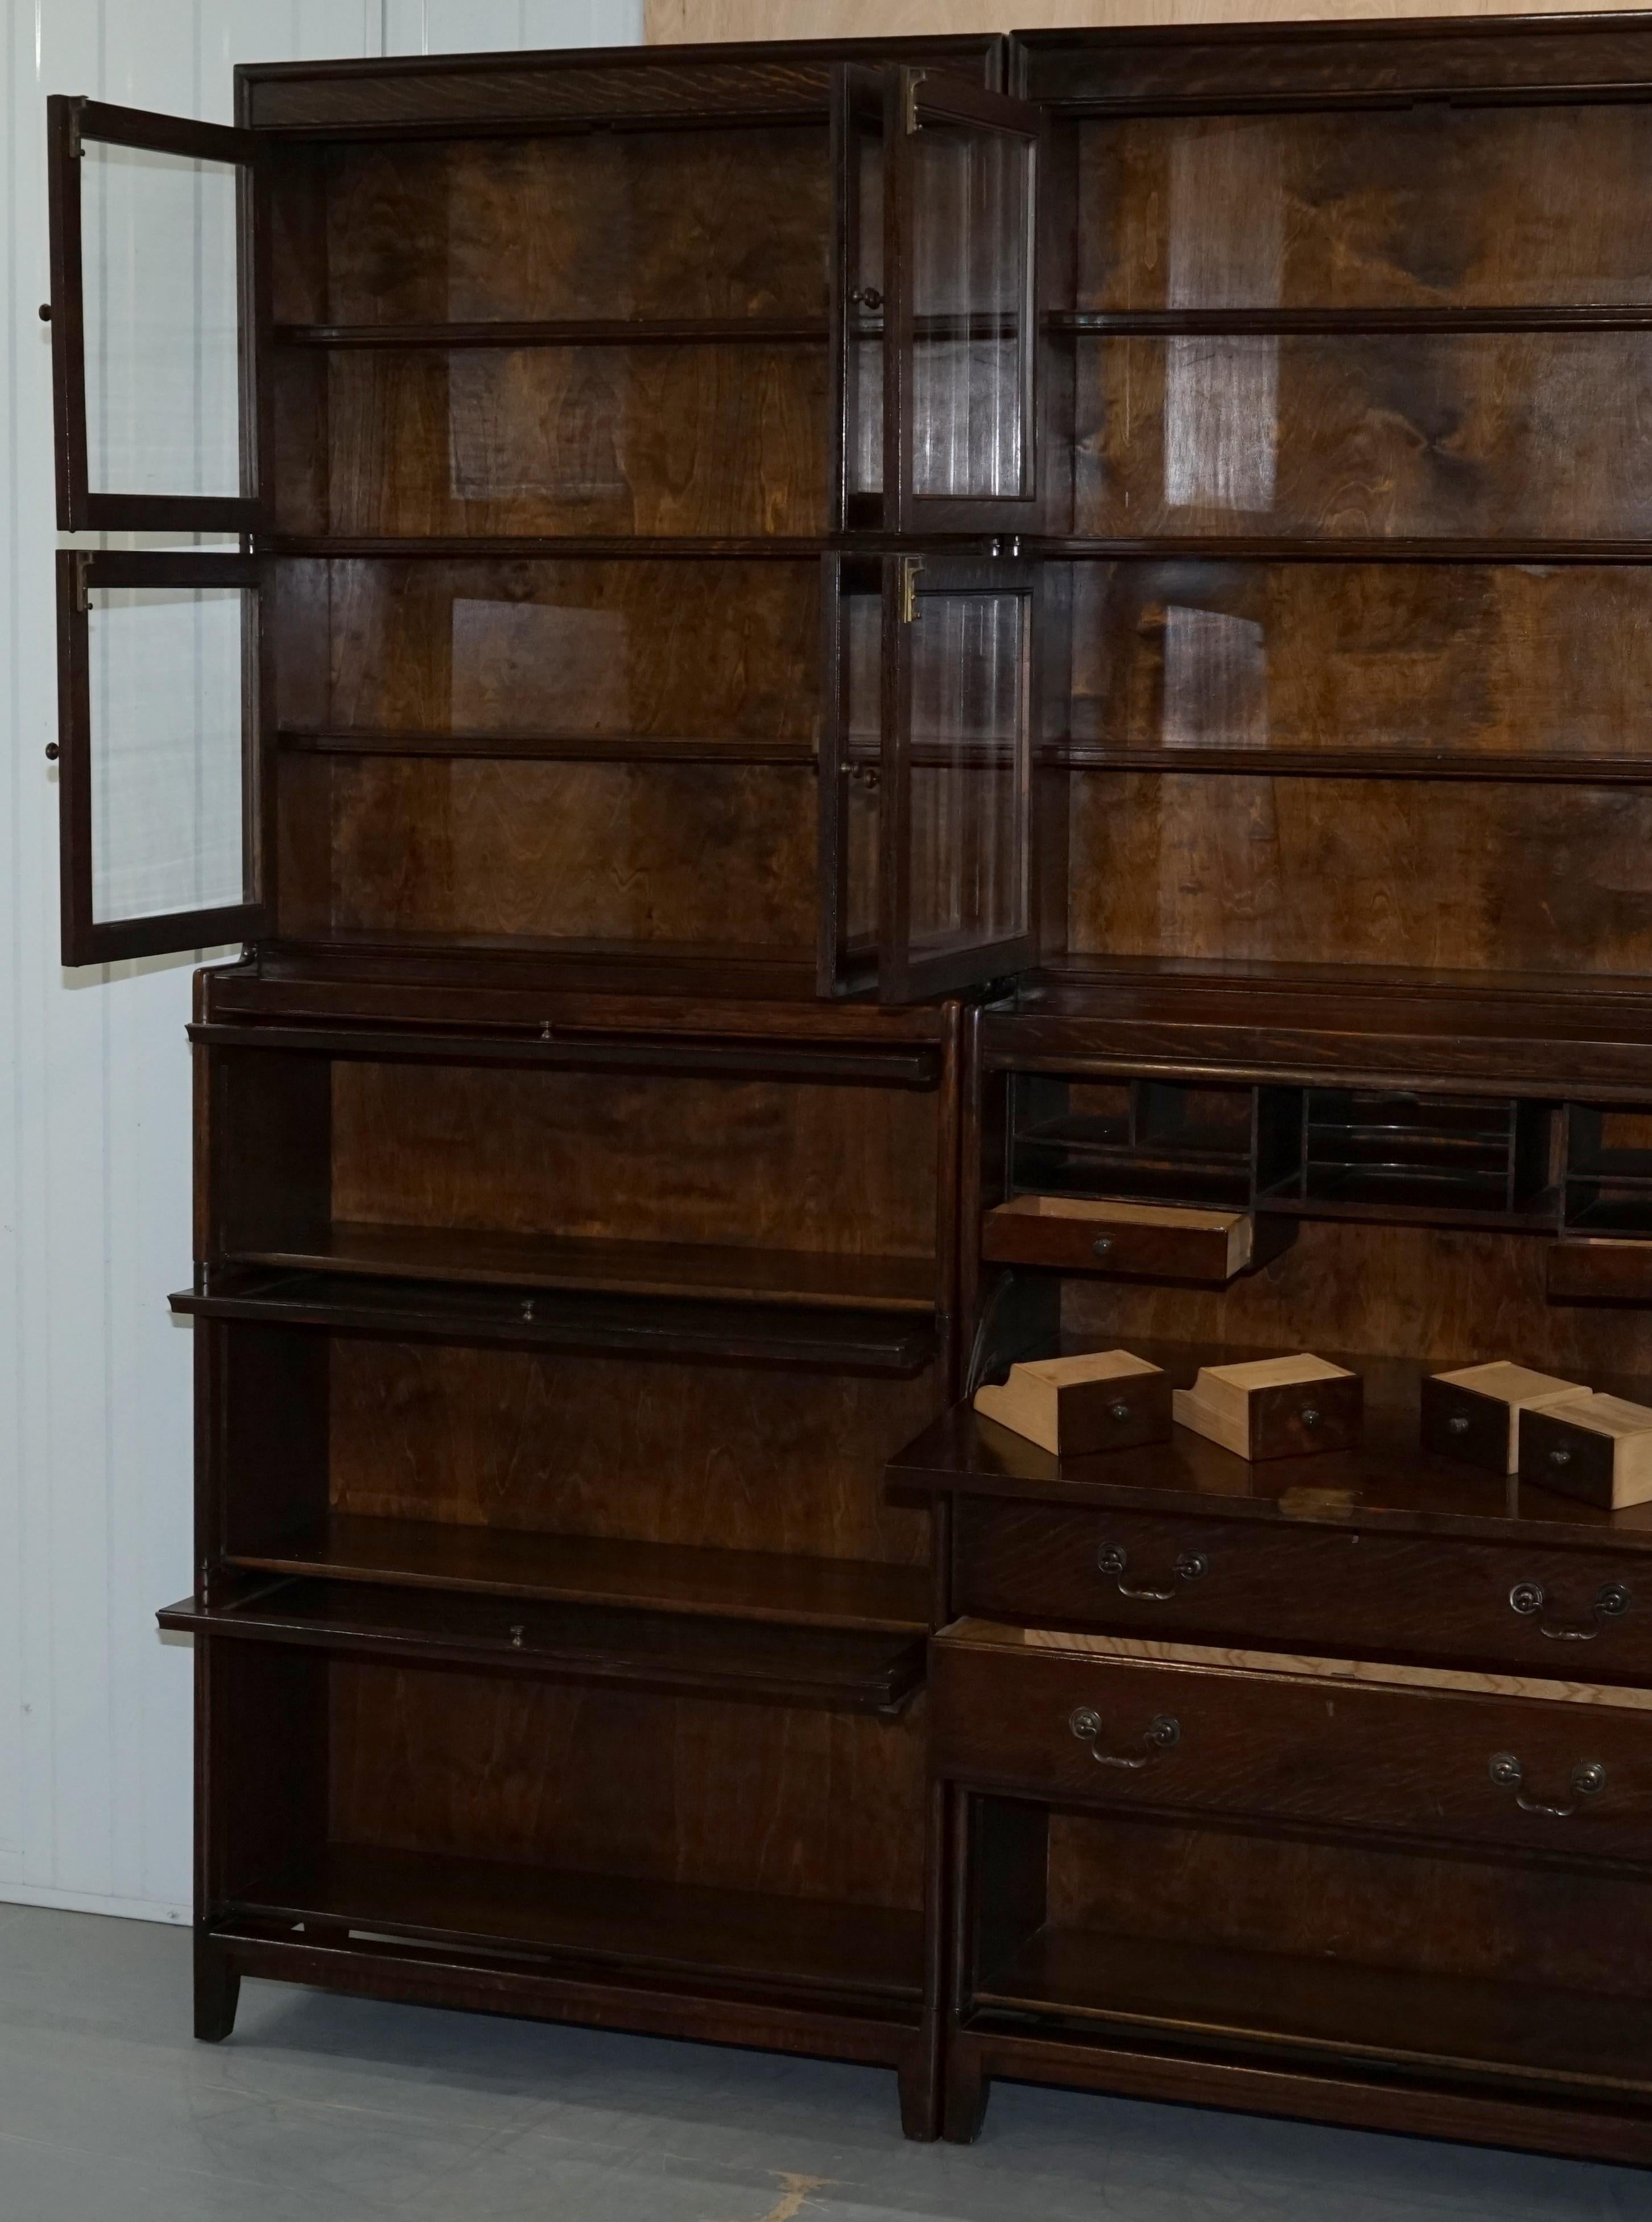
[1068,1706,1101,1740]
[1109,1402,1131,1423]
[1572,1760,1608,1798]
[1550,1444,1573,1468]
[1092,1236,1113,1259]
[38,303,51,321]
[1447,1414,1470,1435]
[1175,1551,1209,1582]
[849,284,883,309]
[1300,1406,1322,1428]
[1489,1751,1523,1789]
[1509,1580,1545,1617]
[1600,1583,1633,1618]
[44,742,59,762]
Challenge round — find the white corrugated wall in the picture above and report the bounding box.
[0,0,643,1924]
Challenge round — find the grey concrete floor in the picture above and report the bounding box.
[0,1905,1646,2222]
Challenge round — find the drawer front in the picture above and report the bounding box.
[953,1499,1652,1679]
[931,1636,1652,1861]
[980,1205,1238,1280]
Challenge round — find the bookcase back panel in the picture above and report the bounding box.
[328,1343,935,1567]
[1062,1219,1652,1380]
[1075,336,1652,539]
[1059,561,1652,759]
[1068,773,1652,977]
[279,757,815,947]
[1076,107,1652,313]
[330,1065,940,1260]
[272,129,832,326]
[275,557,821,741]
[307,346,829,538]
[327,1664,928,1908]
[1045,1813,1652,2000]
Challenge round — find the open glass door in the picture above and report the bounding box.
[56,552,265,965]
[47,96,257,531]
[888,69,1042,534]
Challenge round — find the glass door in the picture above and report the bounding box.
[55,552,265,965]
[889,69,1042,534]
[47,96,257,531]
[820,551,1033,1004]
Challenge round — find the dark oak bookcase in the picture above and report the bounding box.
[44,15,1652,2162]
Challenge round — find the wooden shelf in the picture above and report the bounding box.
[973,1926,1652,2096]
[1051,746,1652,786]
[174,1267,939,1376]
[160,1578,926,1714]
[273,317,831,348]
[1039,538,1652,564]
[227,1222,938,1315]
[277,727,817,765]
[1050,306,1652,336]
[231,1844,924,2008]
[224,1514,931,1634]
[1257,1175,1559,1233]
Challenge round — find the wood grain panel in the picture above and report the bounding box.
[326,347,829,538]
[1062,1218,1652,1378]
[646,2,1652,39]
[1067,773,1652,975]
[318,759,815,946]
[330,1063,940,1258]
[328,1342,936,1565]
[327,1663,928,1908]
[308,132,831,324]
[1076,335,1652,539]
[1078,107,1652,312]
[1062,562,1652,758]
[298,559,821,740]
[1045,1814,1652,2001]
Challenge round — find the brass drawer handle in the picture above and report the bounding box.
[1508,1579,1632,1642]
[1489,1750,1607,1819]
[1097,1542,1209,1602]
[1091,1235,1114,1260]
[1068,1705,1180,1768]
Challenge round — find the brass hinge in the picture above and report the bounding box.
[66,96,85,161]
[902,69,927,135]
[72,552,92,615]
[899,555,924,624]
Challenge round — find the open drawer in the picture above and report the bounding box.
[980,1196,1291,1282]
[931,1620,1652,1863]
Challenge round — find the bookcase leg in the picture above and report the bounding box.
[897,2046,941,2141]
[942,2048,990,2143]
[194,1934,241,2042]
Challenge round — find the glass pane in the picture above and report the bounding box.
[842,585,881,949]
[1064,561,1652,759]
[911,124,1032,501]
[846,116,885,499]
[90,586,246,923]
[1078,335,1652,538]
[908,589,1029,955]
[82,142,241,500]
[1080,107,1652,312]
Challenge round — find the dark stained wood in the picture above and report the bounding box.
[226,1514,929,1631]
[160,1581,927,1715]
[315,346,829,540]
[233,1843,924,2005]
[1075,335,1652,542]
[1066,774,1652,978]
[1058,561,1652,765]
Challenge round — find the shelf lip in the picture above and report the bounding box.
[1051,305,1652,335]
[276,726,819,765]
[217,1847,926,2009]
[156,1584,927,1715]
[262,535,836,559]
[187,1018,941,1089]
[1039,537,1652,563]
[272,317,831,347]
[170,1269,939,1380]
[1048,746,1652,784]
[970,1924,1652,2099]
[224,1224,940,1316]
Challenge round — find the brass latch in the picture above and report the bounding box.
[899,555,923,624]
[902,69,927,135]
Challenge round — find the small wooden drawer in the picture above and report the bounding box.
[981,1196,1278,1283]
[952,1500,1652,1679]
[931,1621,1652,1861]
